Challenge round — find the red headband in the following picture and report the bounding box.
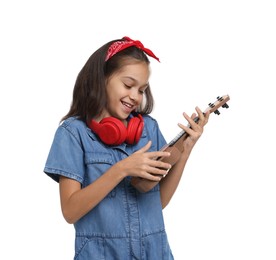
[105,36,160,62]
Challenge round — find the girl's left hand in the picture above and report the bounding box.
[178,106,210,151]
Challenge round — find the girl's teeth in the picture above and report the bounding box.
[123,102,132,108]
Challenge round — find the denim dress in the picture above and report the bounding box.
[44,115,174,260]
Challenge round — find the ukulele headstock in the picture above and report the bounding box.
[206,95,230,115]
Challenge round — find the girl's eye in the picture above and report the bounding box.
[124,84,131,89]
[124,83,146,94]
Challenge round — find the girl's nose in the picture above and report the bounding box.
[129,89,139,101]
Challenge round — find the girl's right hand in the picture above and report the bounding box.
[116,141,171,181]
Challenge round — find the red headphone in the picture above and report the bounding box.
[88,114,144,146]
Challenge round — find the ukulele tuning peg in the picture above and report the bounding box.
[208,102,215,108]
[214,109,220,115]
[217,96,230,109]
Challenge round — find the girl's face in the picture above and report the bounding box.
[103,61,150,122]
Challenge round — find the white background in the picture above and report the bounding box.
[1,1,275,259]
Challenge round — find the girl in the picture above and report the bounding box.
[44,36,209,260]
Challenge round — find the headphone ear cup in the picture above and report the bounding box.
[126,114,144,144]
[90,117,127,145]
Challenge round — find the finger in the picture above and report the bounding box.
[154,161,172,172]
[195,106,204,121]
[178,112,200,135]
[144,165,171,179]
[195,106,203,115]
[141,172,163,182]
[195,106,209,125]
[182,112,196,126]
[177,122,194,136]
[191,112,197,120]
[148,150,171,160]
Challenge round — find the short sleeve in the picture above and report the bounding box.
[44,124,85,183]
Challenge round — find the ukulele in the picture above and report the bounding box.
[131,94,230,193]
